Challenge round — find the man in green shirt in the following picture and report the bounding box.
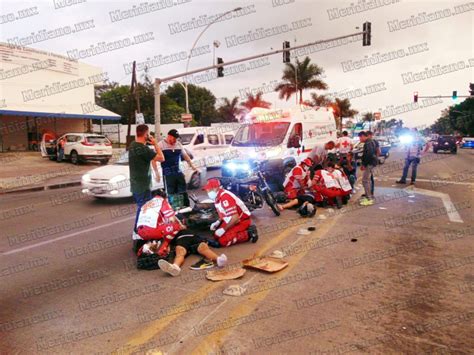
[129,125,164,245]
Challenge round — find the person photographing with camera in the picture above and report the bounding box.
[129,124,165,244]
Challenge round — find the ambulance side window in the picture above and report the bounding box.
[194,134,204,145]
[287,123,302,148]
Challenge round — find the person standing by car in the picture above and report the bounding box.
[358,131,378,206]
[158,129,197,208]
[397,129,429,185]
[366,131,380,196]
[56,136,66,162]
[129,124,164,242]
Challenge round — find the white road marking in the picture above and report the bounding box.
[388,177,474,186]
[407,186,464,223]
[2,215,134,256]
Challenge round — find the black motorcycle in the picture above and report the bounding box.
[221,159,281,217]
[176,193,219,230]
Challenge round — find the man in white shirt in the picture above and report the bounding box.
[308,141,335,168]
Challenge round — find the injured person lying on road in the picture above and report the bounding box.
[158,230,228,277]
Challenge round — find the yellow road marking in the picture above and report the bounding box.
[192,215,340,354]
[122,217,316,353]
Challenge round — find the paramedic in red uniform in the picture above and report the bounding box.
[311,162,345,208]
[278,158,314,211]
[136,191,185,256]
[203,178,258,247]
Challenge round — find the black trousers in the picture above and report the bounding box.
[164,173,189,207]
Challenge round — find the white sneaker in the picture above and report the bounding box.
[158,260,181,276]
[216,254,228,268]
[132,231,142,240]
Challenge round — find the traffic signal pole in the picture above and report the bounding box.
[154,27,370,137]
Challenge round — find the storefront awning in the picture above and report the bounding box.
[0,104,121,121]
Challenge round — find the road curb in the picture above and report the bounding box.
[0,181,81,195]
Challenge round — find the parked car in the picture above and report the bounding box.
[81,149,206,199]
[375,137,391,164]
[432,135,457,154]
[178,127,235,168]
[41,133,113,164]
[461,137,474,149]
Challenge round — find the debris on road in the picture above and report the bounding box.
[269,250,285,259]
[297,228,311,235]
[206,267,246,281]
[223,284,247,297]
[242,256,288,273]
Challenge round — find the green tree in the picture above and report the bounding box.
[216,97,243,122]
[165,83,218,126]
[275,57,327,104]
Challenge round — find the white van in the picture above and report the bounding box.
[178,126,235,168]
[222,105,336,186]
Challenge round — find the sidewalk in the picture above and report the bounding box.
[0,149,124,194]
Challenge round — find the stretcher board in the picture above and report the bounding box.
[206,267,246,281]
[242,256,289,273]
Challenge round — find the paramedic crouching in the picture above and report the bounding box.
[203,178,258,247]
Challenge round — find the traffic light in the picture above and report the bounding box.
[470,83,474,96]
[362,22,371,46]
[413,92,418,103]
[452,90,457,100]
[217,57,224,77]
[283,41,290,63]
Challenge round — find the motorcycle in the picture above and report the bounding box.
[176,193,219,230]
[221,159,281,217]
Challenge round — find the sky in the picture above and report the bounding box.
[1,0,473,127]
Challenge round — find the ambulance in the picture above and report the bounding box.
[221,105,337,189]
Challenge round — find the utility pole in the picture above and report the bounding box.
[154,26,370,138]
[126,61,138,149]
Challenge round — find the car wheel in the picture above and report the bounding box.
[188,171,201,190]
[70,150,79,164]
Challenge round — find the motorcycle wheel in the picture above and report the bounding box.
[263,189,281,216]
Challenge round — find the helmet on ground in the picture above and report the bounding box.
[298,202,316,217]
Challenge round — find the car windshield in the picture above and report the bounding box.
[232,122,290,147]
[86,136,108,144]
[179,134,194,145]
[115,151,129,165]
[440,136,455,142]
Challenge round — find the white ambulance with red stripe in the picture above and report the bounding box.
[222,105,336,188]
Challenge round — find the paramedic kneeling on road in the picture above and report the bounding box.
[136,191,185,256]
[278,158,314,211]
[203,178,258,247]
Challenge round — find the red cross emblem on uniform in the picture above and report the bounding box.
[223,200,229,207]
[166,226,173,232]
[342,140,350,148]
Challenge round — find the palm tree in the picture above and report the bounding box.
[332,98,358,131]
[275,56,327,104]
[217,96,243,122]
[240,92,271,111]
[362,112,374,122]
[307,94,358,130]
[307,93,332,107]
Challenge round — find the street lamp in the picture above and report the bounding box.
[183,7,242,113]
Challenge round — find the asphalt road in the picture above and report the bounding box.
[1,147,473,354]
